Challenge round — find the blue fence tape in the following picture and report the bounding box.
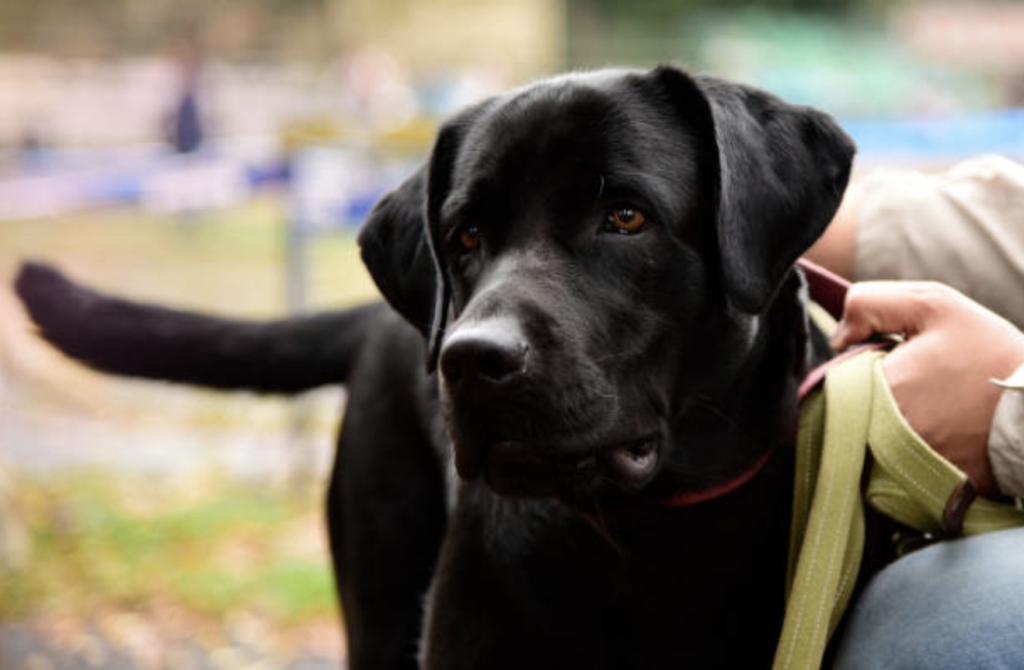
[2,108,1022,225]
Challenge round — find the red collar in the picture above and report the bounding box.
[660,258,851,510]
[660,445,779,508]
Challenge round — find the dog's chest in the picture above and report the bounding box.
[423,486,791,669]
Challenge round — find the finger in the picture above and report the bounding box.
[831,281,929,350]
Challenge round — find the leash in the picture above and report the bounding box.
[773,260,1024,670]
[652,259,1024,667]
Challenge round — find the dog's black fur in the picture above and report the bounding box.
[16,66,872,669]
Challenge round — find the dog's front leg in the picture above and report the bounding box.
[329,359,449,670]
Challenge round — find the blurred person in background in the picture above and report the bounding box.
[807,155,1024,669]
[165,36,205,155]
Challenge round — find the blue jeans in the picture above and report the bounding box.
[833,527,1024,670]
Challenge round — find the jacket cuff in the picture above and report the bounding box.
[988,362,1024,497]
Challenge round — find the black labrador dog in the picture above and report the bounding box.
[16,65,871,669]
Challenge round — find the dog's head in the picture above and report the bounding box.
[360,66,853,505]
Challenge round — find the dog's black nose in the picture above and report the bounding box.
[440,320,529,389]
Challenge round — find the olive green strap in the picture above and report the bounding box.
[775,350,871,670]
[866,363,1024,536]
[774,350,1024,670]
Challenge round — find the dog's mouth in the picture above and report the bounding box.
[463,435,661,500]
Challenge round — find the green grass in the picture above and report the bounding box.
[1,471,338,625]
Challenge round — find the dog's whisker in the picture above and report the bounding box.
[579,499,628,557]
[593,352,628,366]
[691,394,737,425]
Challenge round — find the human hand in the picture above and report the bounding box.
[832,281,1024,497]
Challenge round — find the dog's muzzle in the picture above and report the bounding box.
[439,317,661,499]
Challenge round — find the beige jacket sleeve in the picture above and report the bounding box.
[852,155,1024,331]
[988,363,1024,497]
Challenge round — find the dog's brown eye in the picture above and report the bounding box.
[459,226,482,251]
[607,207,646,234]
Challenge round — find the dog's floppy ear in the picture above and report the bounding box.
[359,101,488,371]
[358,166,437,337]
[654,66,855,313]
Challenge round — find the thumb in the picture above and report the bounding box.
[831,281,926,350]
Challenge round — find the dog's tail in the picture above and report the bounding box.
[14,262,381,394]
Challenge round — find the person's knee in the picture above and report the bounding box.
[834,528,1024,670]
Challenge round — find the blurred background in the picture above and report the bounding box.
[1,0,1022,668]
